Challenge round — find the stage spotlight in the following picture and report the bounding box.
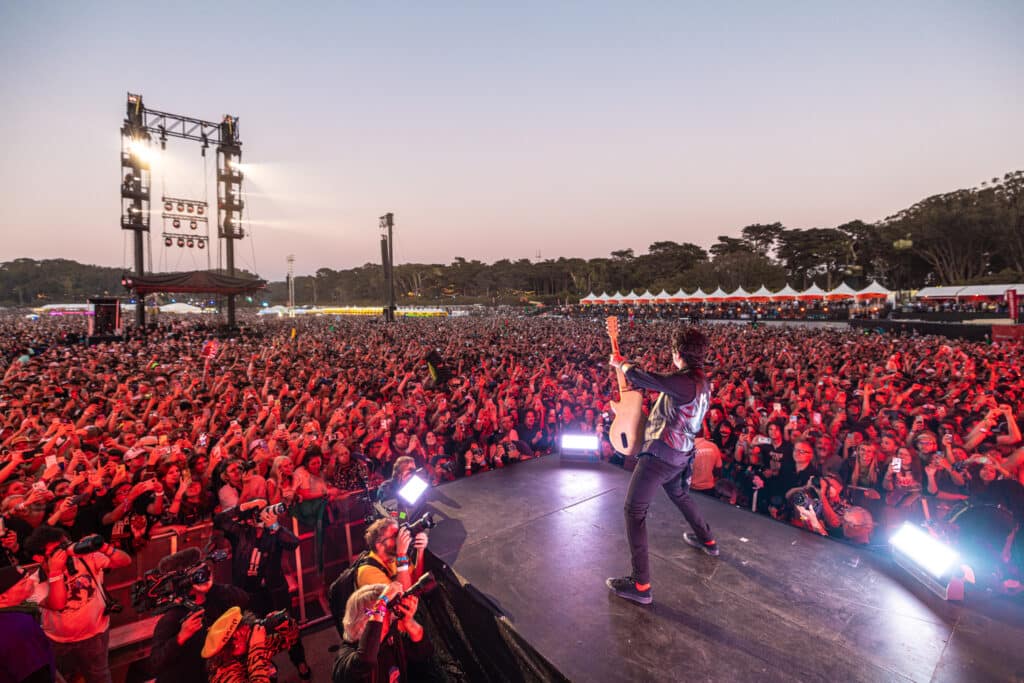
[398,472,430,506]
[187,204,194,213]
[197,206,205,216]
[172,219,181,228]
[177,238,185,247]
[890,522,964,600]
[177,202,185,212]
[190,220,198,230]
[164,201,172,212]
[164,237,172,247]
[187,239,194,248]
[197,239,205,249]
[560,433,600,462]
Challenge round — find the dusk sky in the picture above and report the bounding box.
[1,2,1022,280]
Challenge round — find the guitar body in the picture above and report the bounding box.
[606,316,646,457]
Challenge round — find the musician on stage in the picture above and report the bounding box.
[606,326,719,605]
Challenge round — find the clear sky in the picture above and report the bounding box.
[1,1,1021,280]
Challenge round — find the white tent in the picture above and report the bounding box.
[798,284,828,299]
[623,289,643,303]
[594,291,612,303]
[669,288,689,302]
[654,290,672,302]
[749,285,775,300]
[856,280,893,300]
[825,282,859,299]
[690,287,709,301]
[159,302,206,314]
[772,284,800,300]
[728,286,752,299]
[579,292,597,304]
[608,292,627,305]
[634,289,655,304]
[705,287,729,301]
[916,283,1024,300]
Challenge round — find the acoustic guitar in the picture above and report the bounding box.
[606,316,645,457]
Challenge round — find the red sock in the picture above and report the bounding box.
[635,581,650,591]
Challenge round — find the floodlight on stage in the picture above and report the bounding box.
[561,434,599,451]
[173,219,181,228]
[177,202,185,212]
[187,239,194,248]
[164,201,173,212]
[890,523,958,578]
[187,204,194,213]
[177,238,185,247]
[189,220,197,230]
[398,473,429,506]
[890,522,964,600]
[197,206,205,216]
[197,239,205,249]
[164,237,172,247]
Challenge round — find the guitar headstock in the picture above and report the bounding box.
[605,316,619,341]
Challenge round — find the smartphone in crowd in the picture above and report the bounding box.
[773,402,782,413]
[812,412,822,426]
[891,458,902,473]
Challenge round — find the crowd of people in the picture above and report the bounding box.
[1,311,1023,681]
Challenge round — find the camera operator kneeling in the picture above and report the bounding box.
[150,548,249,683]
[333,582,433,683]
[202,606,299,683]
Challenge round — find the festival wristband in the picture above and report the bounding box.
[48,574,64,584]
[396,564,410,572]
[395,555,409,564]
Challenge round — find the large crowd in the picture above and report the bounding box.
[1,311,1023,680]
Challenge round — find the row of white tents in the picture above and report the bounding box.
[579,281,893,305]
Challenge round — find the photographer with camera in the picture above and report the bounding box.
[333,581,433,683]
[215,499,312,680]
[149,547,249,683]
[356,517,430,593]
[0,563,56,683]
[201,606,299,683]
[24,526,131,683]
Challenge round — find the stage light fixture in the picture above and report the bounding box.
[164,201,172,211]
[890,523,958,578]
[190,220,198,230]
[187,239,194,248]
[187,204,194,213]
[177,238,185,247]
[561,434,599,451]
[172,219,181,228]
[177,202,185,212]
[197,239,205,249]
[164,237,172,247]
[890,522,965,600]
[197,206,205,216]
[398,472,430,506]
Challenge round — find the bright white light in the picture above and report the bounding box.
[560,434,599,451]
[398,474,429,505]
[890,523,959,578]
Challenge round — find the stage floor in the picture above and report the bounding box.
[407,455,1024,683]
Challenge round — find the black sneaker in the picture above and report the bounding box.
[684,532,720,557]
[605,576,652,605]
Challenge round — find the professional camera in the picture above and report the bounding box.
[388,572,438,615]
[402,512,437,536]
[131,548,229,614]
[233,502,288,522]
[256,608,294,631]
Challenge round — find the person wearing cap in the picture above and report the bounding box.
[0,564,56,683]
[201,605,298,683]
[150,547,249,683]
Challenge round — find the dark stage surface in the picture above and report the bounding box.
[407,455,1024,683]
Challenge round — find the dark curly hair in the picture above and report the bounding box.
[671,326,709,368]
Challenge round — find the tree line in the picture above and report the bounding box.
[2,170,1020,307]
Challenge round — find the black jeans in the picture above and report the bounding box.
[624,452,713,585]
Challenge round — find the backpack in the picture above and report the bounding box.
[327,551,389,639]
